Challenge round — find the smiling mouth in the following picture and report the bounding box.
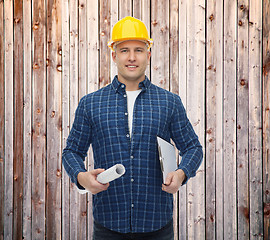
[126,65,138,69]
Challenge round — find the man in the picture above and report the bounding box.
[62,16,203,240]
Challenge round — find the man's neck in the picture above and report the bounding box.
[117,76,145,91]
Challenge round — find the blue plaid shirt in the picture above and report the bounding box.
[62,76,203,233]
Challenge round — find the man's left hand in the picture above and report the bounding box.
[162,169,186,194]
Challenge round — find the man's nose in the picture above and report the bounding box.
[128,50,136,61]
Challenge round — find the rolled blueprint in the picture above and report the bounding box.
[97,164,126,184]
[77,164,125,194]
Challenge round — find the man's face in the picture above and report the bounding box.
[112,40,151,85]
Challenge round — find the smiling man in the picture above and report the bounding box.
[62,16,203,240]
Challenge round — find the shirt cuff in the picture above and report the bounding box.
[177,166,190,185]
[74,169,87,190]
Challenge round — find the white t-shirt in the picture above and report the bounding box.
[126,90,142,136]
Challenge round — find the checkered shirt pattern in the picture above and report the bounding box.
[62,76,203,233]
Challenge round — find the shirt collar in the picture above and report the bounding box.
[111,75,151,94]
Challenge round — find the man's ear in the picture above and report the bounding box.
[147,51,151,63]
[112,51,116,62]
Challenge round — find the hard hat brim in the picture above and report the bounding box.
[108,38,153,51]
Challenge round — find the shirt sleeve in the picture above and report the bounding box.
[62,96,92,189]
[169,95,203,184]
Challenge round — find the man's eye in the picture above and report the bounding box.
[121,49,128,53]
[136,49,143,52]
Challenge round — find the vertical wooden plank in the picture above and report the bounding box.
[178,1,187,239]
[99,0,111,87]
[169,1,179,239]
[87,0,99,237]
[263,0,270,238]
[61,0,70,238]
[69,0,79,238]
[32,0,46,238]
[13,1,24,239]
[205,0,224,238]
[132,0,150,77]
[186,0,205,239]
[0,0,4,239]
[133,0,141,19]
[169,0,179,94]
[110,0,118,81]
[4,0,13,239]
[223,0,237,239]
[213,2,224,239]
[46,0,62,239]
[119,0,132,19]
[151,0,169,89]
[78,0,87,238]
[237,1,250,239]
[23,0,32,239]
[249,0,263,239]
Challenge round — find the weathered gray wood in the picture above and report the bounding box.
[78,0,88,238]
[206,0,224,238]
[4,1,13,239]
[119,0,132,19]
[86,1,99,238]
[249,1,263,239]
[186,0,205,238]
[23,0,32,239]
[237,1,250,239]
[169,1,179,238]
[263,0,270,238]
[46,0,62,239]
[13,1,24,238]
[223,0,237,239]
[69,0,80,238]
[178,1,187,239]
[99,0,111,87]
[0,0,5,239]
[151,0,169,89]
[32,0,47,238]
[61,0,70,239]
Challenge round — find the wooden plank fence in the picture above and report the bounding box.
[0,0,269,239]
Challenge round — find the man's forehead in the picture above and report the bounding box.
[115,40,148,49]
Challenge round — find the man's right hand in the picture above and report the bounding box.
[77,169,110,195]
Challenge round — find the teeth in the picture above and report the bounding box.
[127,65,136,68]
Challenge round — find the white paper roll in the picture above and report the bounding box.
[97,164,126,184]
[77,164,126,194]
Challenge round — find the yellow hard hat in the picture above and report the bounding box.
[108,16,153,51]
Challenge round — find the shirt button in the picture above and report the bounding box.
[121,84,125,88]
[131,204,134,208]
[123,94,127,97]
[126,134,130,138]
[130,156,134,159]
[131,178,134,182]
[125,112,128,116]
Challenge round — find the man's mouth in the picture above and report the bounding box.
[126,65,138,69]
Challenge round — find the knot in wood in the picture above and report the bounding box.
[56,64,62,72]
[152,20,158,26]
[209,14,214,21]
[239,20,243,26]
[14,18,21,24]
[50,111,55,118]
[33,63,40,69]
[240,79,245,86]
[33,22,39,30]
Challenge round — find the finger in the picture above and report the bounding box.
[165,172,174,186]
[91,168,105,176]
